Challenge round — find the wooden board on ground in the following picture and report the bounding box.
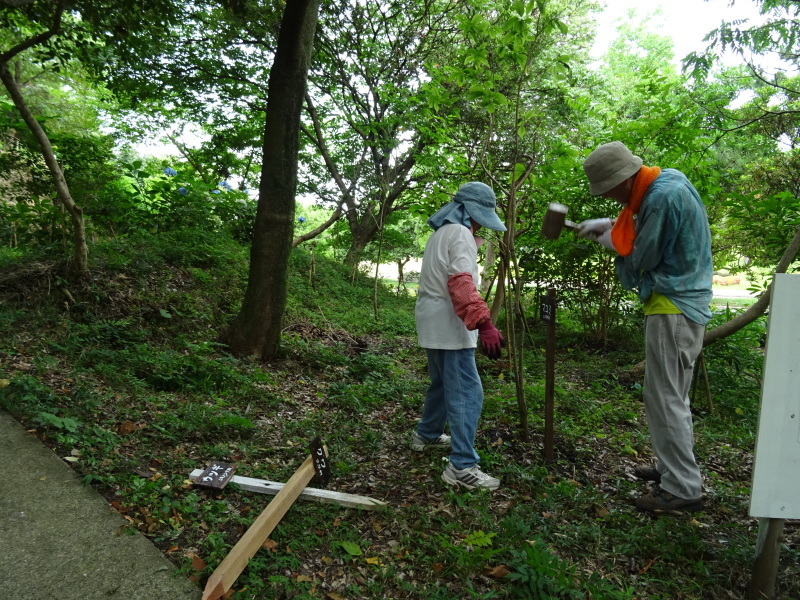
[201,455,317,600]
[189,469,386,510]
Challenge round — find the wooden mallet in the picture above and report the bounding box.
[541,203,577,240]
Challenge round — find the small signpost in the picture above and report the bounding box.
[540,288,557,461]
[310,435,331,487]
[194,462,237,490]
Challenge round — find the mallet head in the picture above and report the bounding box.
[541,203,577,240]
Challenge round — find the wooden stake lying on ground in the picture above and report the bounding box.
[202,454,317,600]
[189,469,386,510]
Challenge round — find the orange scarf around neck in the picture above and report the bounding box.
[610,165,661,256]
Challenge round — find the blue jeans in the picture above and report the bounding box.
[417,348,483,469]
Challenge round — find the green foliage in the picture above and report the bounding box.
[152,403,256,442]
[0,374,56,415]
[1,222,795,599]
[506,541,630,600]
[37,411,81,433]
[284,245,415,336]
[702,309,767,410]
[106,160,255,237]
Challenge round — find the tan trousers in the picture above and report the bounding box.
[643,314,705,500]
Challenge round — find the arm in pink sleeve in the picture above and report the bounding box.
[447,272,490,330]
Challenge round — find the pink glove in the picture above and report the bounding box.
[477,320,505,360]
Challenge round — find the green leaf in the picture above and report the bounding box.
[159,309,173,319]
[340,541,362,556]
[464,530,496,547]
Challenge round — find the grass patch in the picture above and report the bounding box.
[0,229,795,600]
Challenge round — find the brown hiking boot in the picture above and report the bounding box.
[633,464,662,483]
[635,485,703,513]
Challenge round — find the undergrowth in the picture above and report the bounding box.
[0,229,796,600]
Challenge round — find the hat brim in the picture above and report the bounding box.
[464,204,507,231]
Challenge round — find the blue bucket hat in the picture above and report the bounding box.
[427,182,506,232]
[455,182,506,231]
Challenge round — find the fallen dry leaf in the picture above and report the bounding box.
[190,553,206,571]
[639,557,657,574]
[118,420,137,435]
[263,539,279,552]
[483,564,512,579]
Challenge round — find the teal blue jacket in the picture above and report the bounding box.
[615,169,713,326]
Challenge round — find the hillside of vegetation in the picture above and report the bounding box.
[0,229,796,600]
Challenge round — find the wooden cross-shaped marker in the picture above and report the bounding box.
[201,450,321,600]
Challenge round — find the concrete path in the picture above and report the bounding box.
[0,410,201,600]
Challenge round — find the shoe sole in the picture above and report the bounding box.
[635,499,704,513]
[441,472,499,491]
[410,443,448,452]
[633,467,662,483]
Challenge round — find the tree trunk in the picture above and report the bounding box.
[343,213,380,268]
[489,258,506,323]
[222,0,320,360]
[0,4,88,276]
[481,239,497,296]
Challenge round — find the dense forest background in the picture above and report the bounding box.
[2,0,799,598]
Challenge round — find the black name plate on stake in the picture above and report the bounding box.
[195,462,238,490]
[540,295,556,323]
[310,436,331,487]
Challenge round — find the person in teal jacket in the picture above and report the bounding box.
[577,141,713,512]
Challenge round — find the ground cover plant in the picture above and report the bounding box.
[0,230,797,600]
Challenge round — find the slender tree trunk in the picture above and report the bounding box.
[489,259,506,322]
[222,0,320,360]
[0,3,88,276]
[481,240,497,296]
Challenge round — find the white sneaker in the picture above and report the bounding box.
[442,462,500,490]
[410,430,451,452]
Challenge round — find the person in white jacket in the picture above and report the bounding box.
[412,182,506,491]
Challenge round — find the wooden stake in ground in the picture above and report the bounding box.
[749,518,785,600]
[202,454,317,600]
[541,288,556,461]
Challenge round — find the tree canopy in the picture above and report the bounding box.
[2,0,799,352]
